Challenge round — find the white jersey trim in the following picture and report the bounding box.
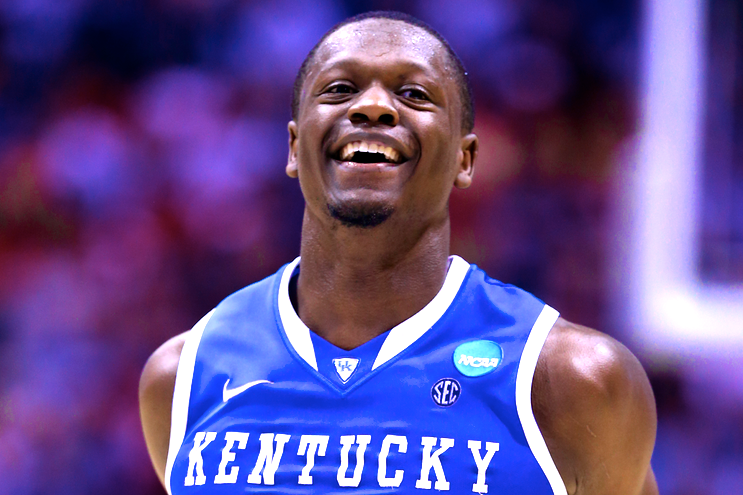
[515,305,568,495]
[277,256,470,372]
[277,257,318,370]
[164,309,214,495]
[372,255,470,370]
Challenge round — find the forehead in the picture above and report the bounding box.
[311,19,451,78]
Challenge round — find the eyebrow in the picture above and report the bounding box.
[316,56,440,80]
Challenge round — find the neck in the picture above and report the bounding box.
[295,209,451,350]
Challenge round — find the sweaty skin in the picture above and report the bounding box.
[140,18,658,495]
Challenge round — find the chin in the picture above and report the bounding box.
[326,199,395,229]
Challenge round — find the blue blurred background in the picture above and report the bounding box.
[0,0,741,493]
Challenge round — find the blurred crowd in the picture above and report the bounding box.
[0,0,740,493]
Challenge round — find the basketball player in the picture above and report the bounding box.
[140,11,658,495]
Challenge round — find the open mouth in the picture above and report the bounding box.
[336,141,404,165]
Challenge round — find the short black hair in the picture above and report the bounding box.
[291,11,474,133]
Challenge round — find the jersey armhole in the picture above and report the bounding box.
[515,305,569,495]
[163,309,214,495]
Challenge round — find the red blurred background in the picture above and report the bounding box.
[0,0,740,493]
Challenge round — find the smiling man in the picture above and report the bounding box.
[140,11,658,495]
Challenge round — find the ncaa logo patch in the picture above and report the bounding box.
[431,378,461,407]
[332,357,359,383]
[453,340,503,377]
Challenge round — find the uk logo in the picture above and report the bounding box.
[431,378,461,407]
[332,358,359,383]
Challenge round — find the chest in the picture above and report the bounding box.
[170,349,550,494]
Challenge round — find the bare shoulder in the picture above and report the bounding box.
[532,318,658,495]
[139,331,189,487]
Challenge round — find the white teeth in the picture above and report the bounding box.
[338,141,402,163]
[385,146,400,162]
[340,143,358,161]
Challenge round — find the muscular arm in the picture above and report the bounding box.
[533,318,658,495]
[139,332,188,487]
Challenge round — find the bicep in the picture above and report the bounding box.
[139,332,187,486]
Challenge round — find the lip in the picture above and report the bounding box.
[328,132,413,164]
[331,158,402,172]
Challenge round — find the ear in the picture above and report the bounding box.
[286,121,299,179]
[454,133,478,189]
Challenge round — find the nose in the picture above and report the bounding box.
[347,85,399,126]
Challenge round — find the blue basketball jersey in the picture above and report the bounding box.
[164,256,568,495]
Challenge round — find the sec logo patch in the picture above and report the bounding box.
[431,378,461,407]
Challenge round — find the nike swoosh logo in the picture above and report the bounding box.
[222,379,273,403]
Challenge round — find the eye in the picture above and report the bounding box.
[399,87,430,101]
[324,83,356,95]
